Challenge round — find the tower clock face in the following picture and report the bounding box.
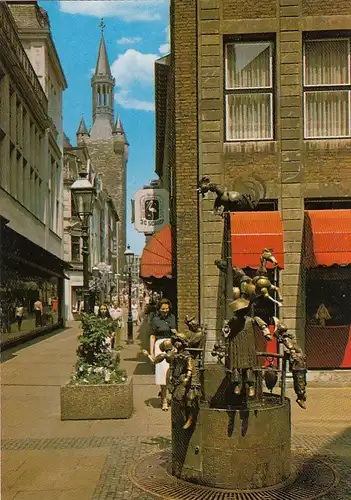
[145,199,160,221]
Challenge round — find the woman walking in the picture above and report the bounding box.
[15,302,24,332]
[151,298,176,411]
[98,303,113,350]
[98,303,111,319]
[109,300,124,348]
[131,299,139,325]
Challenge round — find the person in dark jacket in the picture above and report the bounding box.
[150,298,176,410]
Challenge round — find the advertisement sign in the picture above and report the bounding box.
[134,188,169,233]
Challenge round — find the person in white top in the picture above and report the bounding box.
[33,299,43,327]
[94,302,100,316]
[131,299,139,325]
[109,300,124,348]
[15,302,24,331]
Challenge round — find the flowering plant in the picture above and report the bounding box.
[70,313,127,385]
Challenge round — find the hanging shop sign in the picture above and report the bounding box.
[134,188,169,233]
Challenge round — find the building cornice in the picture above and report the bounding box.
[15,30,68,89]
[0,3,48,127]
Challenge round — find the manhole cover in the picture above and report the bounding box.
[129,451,339,500]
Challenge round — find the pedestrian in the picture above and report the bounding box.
[34,299,43,327]
[15,302,24,332]
[151,298,176,411]
[94,301,99,316]
[0,300,11,333]
[131,299,139,325]
[98,303,111,319]
[109,300,124,348]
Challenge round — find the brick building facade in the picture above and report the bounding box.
[155,0,351,366]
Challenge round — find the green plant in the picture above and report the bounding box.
[70,313,127,385]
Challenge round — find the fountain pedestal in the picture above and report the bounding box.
[172,364,291,490]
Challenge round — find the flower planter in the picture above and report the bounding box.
[60,376,133,420]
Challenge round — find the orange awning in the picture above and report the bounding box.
[230,212,284,269]
[304,210,351,268]
[140,225,172,279]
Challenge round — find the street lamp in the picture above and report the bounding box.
[71,171,95,314]
[124,245,134,344]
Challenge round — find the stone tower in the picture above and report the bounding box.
[76,20,128,275]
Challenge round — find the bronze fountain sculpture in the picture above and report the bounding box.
[141,176,308,492]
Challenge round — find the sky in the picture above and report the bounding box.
[39,0,170,255]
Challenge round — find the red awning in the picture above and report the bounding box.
[140,225,172,279]
[304,210,351,268]
[230,212,284,269]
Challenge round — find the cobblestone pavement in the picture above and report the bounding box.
[1,321,351,499]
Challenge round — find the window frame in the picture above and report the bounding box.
[71,235,81,262]
[224,40,274,142]
[303,37,351,139]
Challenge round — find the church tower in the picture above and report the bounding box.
[76,19,128,275]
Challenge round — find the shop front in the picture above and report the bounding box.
[0,218,68,344]
[304,209,351,369]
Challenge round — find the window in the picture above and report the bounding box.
[71,236,81,261]
[225,41,274,141]
[71,192,78,217]
[303,38,351,138]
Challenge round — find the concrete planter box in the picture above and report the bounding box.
[60,376,133,420]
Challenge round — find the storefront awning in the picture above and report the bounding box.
[304,210,351,268]
[140,225,172,279]
[230,212,284,269]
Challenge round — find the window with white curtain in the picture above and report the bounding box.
[225,41,274,141]
[304,38,351,138]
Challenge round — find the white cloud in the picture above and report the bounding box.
[59,1,167,22]
[158,43,169,54]
[158,24,170,54]
[109,26,170,111]
[117,37,142,45]
[116,90,155,111]
[111,48,158,87]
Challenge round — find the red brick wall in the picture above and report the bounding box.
[223,0,277,19]
[303,0,351,16]
[171,0,199,324]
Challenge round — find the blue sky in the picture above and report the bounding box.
[39,0,170,255]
